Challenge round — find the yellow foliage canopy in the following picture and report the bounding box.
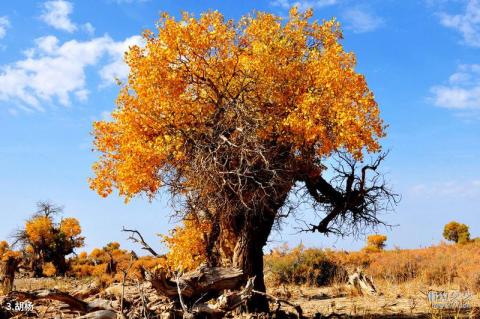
[0,241,21,262]
[443,221,470,244]
[364,234,387,252]
[25,216,54,244]
[90,8,384,200]
[42,262,57,277]
[60,217,82,238]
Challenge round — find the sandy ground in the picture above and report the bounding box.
[1,277,479,318]
[269,283,479,318]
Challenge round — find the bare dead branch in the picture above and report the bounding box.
[299,151,399,236]
[121,227,159,257]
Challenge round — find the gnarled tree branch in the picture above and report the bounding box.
[299,151,399,236]
[121,227,159,257]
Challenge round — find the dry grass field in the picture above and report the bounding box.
[2,241,479,318]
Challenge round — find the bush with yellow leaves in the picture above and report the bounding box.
[42,262,57,277]
[69,242,165,287]
[363,234,387,253]
[160,216,210,271]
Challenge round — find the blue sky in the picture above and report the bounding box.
[0,0,479,254]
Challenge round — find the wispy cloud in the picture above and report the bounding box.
[409,180,480,199]
[0,16,10,39]
[430,64,480,110]
[0,34,143,112]
[342,8,384,33]
[40,0,77,33]
[437,0,480,47]
[270,0,338,11]
[82,22,95,36]
[110,0,150,3]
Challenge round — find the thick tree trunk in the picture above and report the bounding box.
[0,257,18,295]
[232,213,276,313]
[53,255,68,276]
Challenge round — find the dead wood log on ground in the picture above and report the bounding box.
[148,266,244,300]
[187,276,255,319]
[7,290,114,314]
[76,309,118,319]
[347,267,377,295]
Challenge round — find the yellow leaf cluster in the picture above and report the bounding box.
[90,9,384,200]
[161,217,211,271]
[25,216,54,244]
[0,241,21,262]
[42,262,57,277]
[363,234,387,253]
[59,217,82,238]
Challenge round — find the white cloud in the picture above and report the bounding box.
[82,22,95,36]
[98,35,143,86]
[111,0,149,3]
[430,64,480,109]
[270,0,338,11]
[342,8,384,33]
[40,0,77,33]
[0,16,10,39]
[35,35,59,54]
[410,180,480,198]
[0,34,143,112]
[438,0,480,47]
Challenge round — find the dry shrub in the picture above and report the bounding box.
[264,244,340,286]
[266,241,480,293]
[367,242,480,291]
[68,242,165,287]
[367,249,421,283]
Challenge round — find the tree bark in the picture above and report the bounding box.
[232,212,276,313]
[0,257,19,295]
[148,267,244,300]
[52,254,68,276]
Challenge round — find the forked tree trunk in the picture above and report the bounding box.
[0,257,19,295]
[232,212,276,313]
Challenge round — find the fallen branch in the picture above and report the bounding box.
[190,277,255,319]
[8,289,114,314]
[148,266,243,300]
[76,309,117,319]
[347,267,377,296]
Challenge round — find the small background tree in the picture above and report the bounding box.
[443,221,470,244]
[0,241,21,294]
[363,234,387,253]
[14,201,85,277]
